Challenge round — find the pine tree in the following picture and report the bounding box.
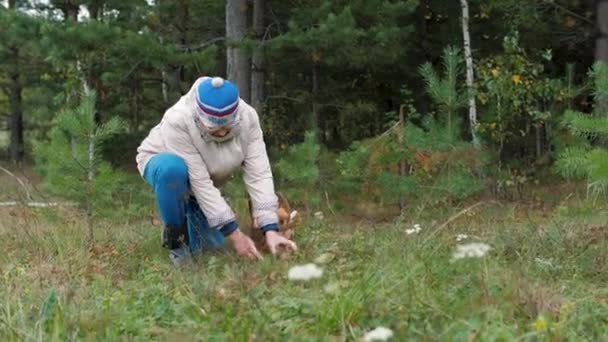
[34,92,125,244]
[555,62,608,199]
[275,131,321,209]
[418,46,467,138]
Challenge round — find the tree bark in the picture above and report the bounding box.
[461,0,478,145]
[8,46,24,162]
[53,0,79,21]
[312,60,320,135]
[226,0,250,103]
[596,0,608,62]
[597,0,608,113]
[7,0,23,162]
[398,104,407,211]
[251,0,265,113]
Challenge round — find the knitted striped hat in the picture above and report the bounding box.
[195,77,240,127]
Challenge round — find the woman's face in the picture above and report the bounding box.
[207,126,232,138]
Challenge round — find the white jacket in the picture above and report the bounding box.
[136,79,278,229]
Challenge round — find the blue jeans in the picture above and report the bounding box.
[143,153,225,253]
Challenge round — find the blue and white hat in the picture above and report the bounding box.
[195,77,240,127]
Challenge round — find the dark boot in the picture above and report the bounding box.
[161,224,189,250]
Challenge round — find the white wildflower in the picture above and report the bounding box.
[452,242,492,260]
[314,252,335,264]
[535,257,560,270]
[362,326,394,342]
[323,282,341,294]
[456,234,469,242]
[287,263,323,281]
[406,223,422,235]
[314,211,324,220]
[289,210,299,220]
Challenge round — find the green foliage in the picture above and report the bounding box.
[274,131,321,208]
[336,47,484,208]
[555,63,608,199]
[337,117,484,207]
[39,288,63,336]
[418,46,467,132]
[264,0,418,147]
[476,32,569,163]
[335,141,370,193]
[33,92,126,234]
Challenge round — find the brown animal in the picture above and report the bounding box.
[248,192,298,252]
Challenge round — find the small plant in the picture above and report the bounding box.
[418,46,467,136]
[33,92,125,244]
[274,131,321,209]
[555,62,608,199]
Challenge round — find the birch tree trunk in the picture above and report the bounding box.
[461,0,478,145]
[226,0,250,102]
[251,0,265,113]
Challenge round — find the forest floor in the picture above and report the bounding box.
[1,168,607,341]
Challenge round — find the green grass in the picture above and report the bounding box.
[1,191,607,341]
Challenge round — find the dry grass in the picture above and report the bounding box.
[1,170,607,340]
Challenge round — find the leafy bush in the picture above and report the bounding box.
[476,32,570,165]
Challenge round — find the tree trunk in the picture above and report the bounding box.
[86,197,94,245]
[8,47,24,162]
[7,0,23,162]
[596,0,608,62]
[159,37,169,105]
[226,0,250,103]
[597,0,608,112]
[53,0,79,21]
[312,60,320,135]
[251,0,265,113]
[461,0,478,145]
[398,104,407,211]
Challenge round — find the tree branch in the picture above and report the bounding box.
[177,37,225,51]
[542,0,595,26]
[0,166,33,201]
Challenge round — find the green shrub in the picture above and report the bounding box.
[555,62,608,199]
[274,131,321,209]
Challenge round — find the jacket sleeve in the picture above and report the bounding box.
[242,109,279,230]
[160,115,237,233]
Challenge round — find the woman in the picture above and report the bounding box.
[136,76,297,265]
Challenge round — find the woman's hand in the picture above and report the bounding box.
[265,230,298,255]
[228,230,263,260]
